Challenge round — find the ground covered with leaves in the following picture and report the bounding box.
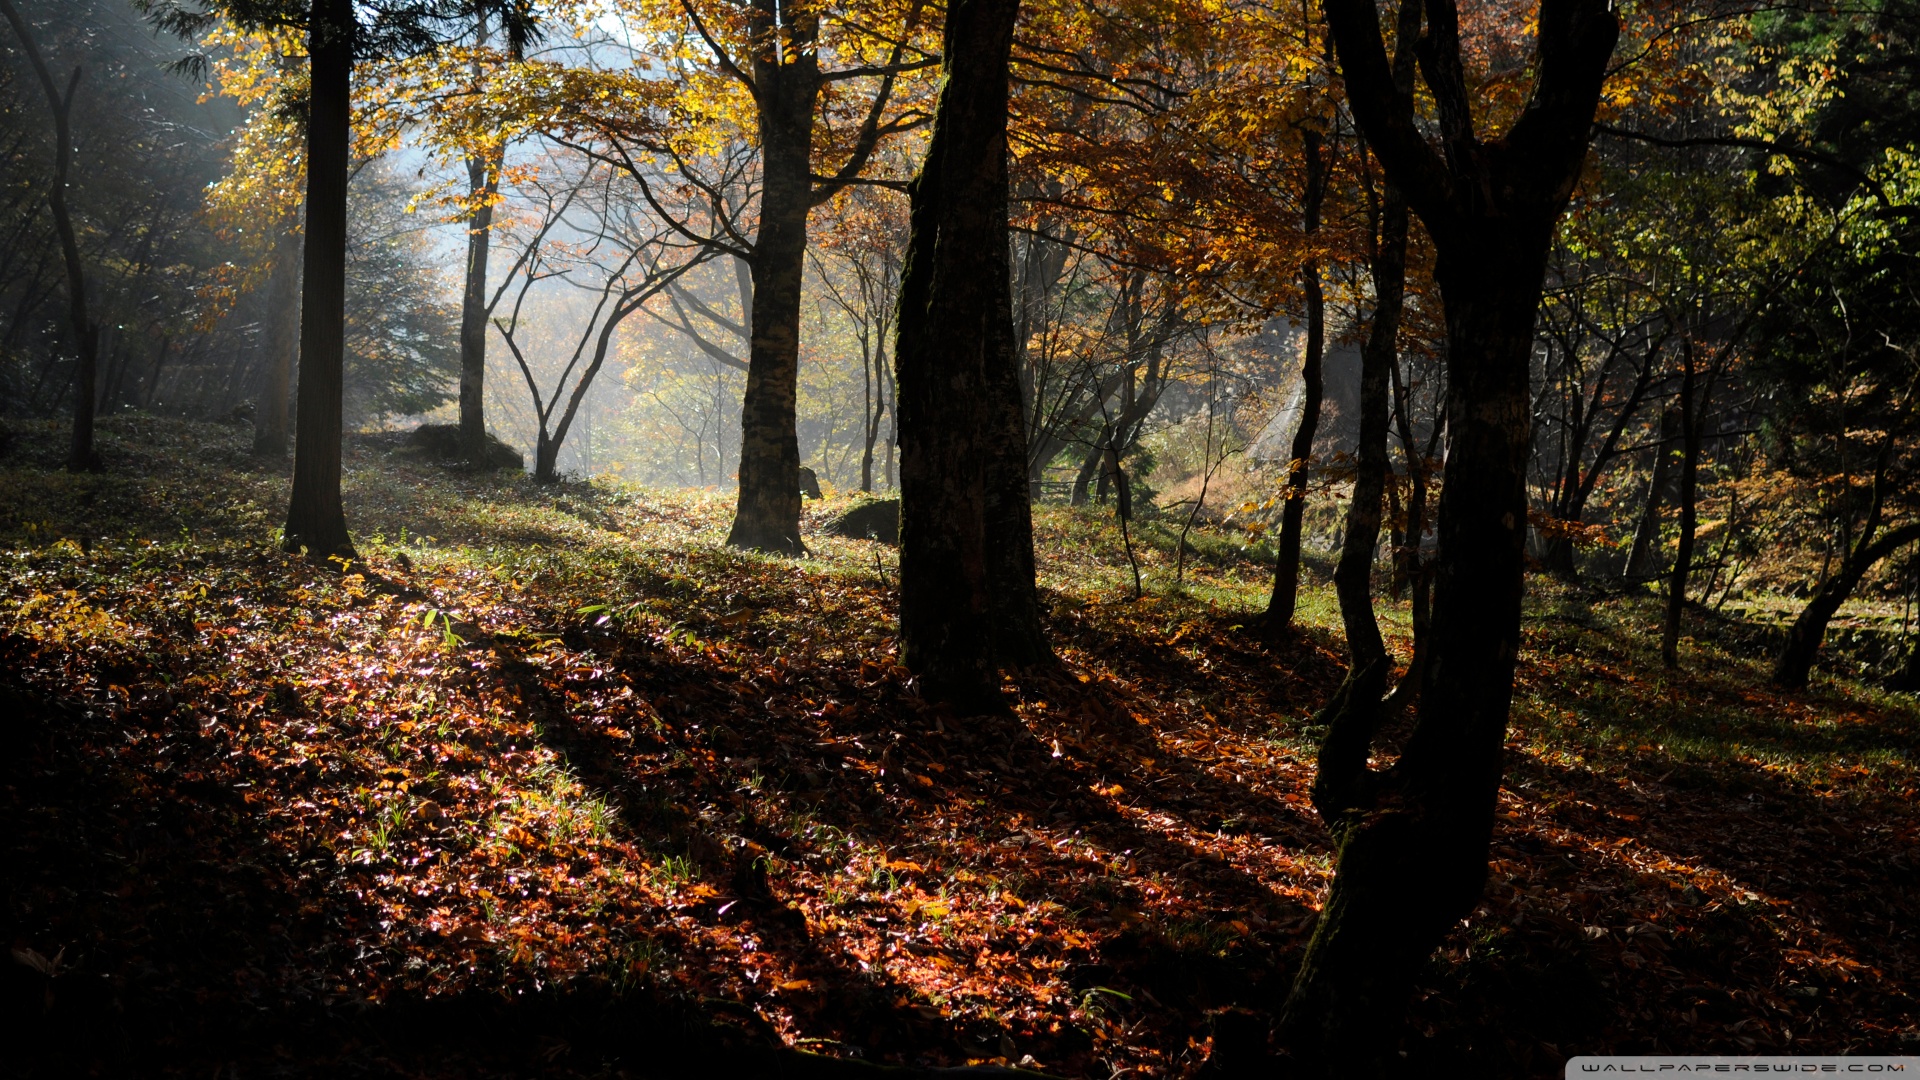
[4,417,1918,1077]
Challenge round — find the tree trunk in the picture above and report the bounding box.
[0,0,98,472]
[458,149,500,465]
[1661,341,1699,668]
[1330,181,1408,672]
[1773,521,1920,689]
[1283,222,1551,1070]
[983,262,1053,666]
[726,36,819,556]
[282,0,355,562]
[1265,130,1328,629]
[1279,0,1617,1062]
[894,0,1021,709]
[253,215,302,457]
[1625,404,1682,580]
[1070,428,1108,506]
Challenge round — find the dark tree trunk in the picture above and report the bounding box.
[1,0,98,472]
[282,0,355,562]
[1773,524,1920,689]
[1661,341,1699,668]
[1330,179,1409,673]
[1070,427,1109,506]
[983,275,1054,666]
[253,215,301,457]
[1625,404,1682,580]
[726,17,819,555]
[1279,0,1617,1065]
[1265,130,1328,629]
[458,149,500,464]
[894,0,1022,708]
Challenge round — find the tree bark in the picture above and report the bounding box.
[458,148,500,465]
[894,0,1023,708]
[253,214,302,457]
[1772,521,1920,689]
[1330,178,1409,672]
[282,0,356,562]
[725,3,820,555]
[1265,130,1328,629]
[1661,341,1699,668]
[1279,0,1618,1065]
[0,0,98,473]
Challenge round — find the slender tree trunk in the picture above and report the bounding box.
[1070,428,1108,506]
[1625,404,1681,580]
[1773,524,1920,688]
[0,0,98,472]
[895,0,1021,708]
[253,215,302,457]
[861,341,877,492]
[1266,130,1328,629]
[727,42,819,556]
[1330,181,1408,672]
[458,149,500,464]
[282,0,355,561]
[1661,341,1699,668]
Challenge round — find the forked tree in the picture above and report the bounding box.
[1278,0,1618,1066]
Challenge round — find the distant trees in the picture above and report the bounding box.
[0,0,99,472]
[143,0,537,561]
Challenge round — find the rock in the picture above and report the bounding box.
[797,465,824,500]
[824,498,899,545]
[403,423,524,471]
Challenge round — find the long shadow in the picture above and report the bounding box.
[449,554,1356,1074]
[0,641,1070,1079]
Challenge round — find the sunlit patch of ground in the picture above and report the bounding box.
[3,417,1917,1076]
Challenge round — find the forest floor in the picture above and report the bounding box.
[4,416,1918,1078]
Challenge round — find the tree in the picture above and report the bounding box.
[894,0,1038,706]
[1277,0,1618,1065]
[0,0,100,472]
[1262,128,1327,630]
[487,155,713,482]
[594,0,935,554]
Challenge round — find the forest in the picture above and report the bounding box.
[2,0,1918,1073]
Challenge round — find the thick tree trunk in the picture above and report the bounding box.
[253,216,301,457]
[1330,182,1408,672]
[726,45,818,556]
[1265,131,1328,629]
[0,0,98,472]
[1773,521,1920,689]
[984,273,1054,666]
[458,150,500,465]
[282,0,355,562]
[1661,342,1699,668]
[894,0,1022,708]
